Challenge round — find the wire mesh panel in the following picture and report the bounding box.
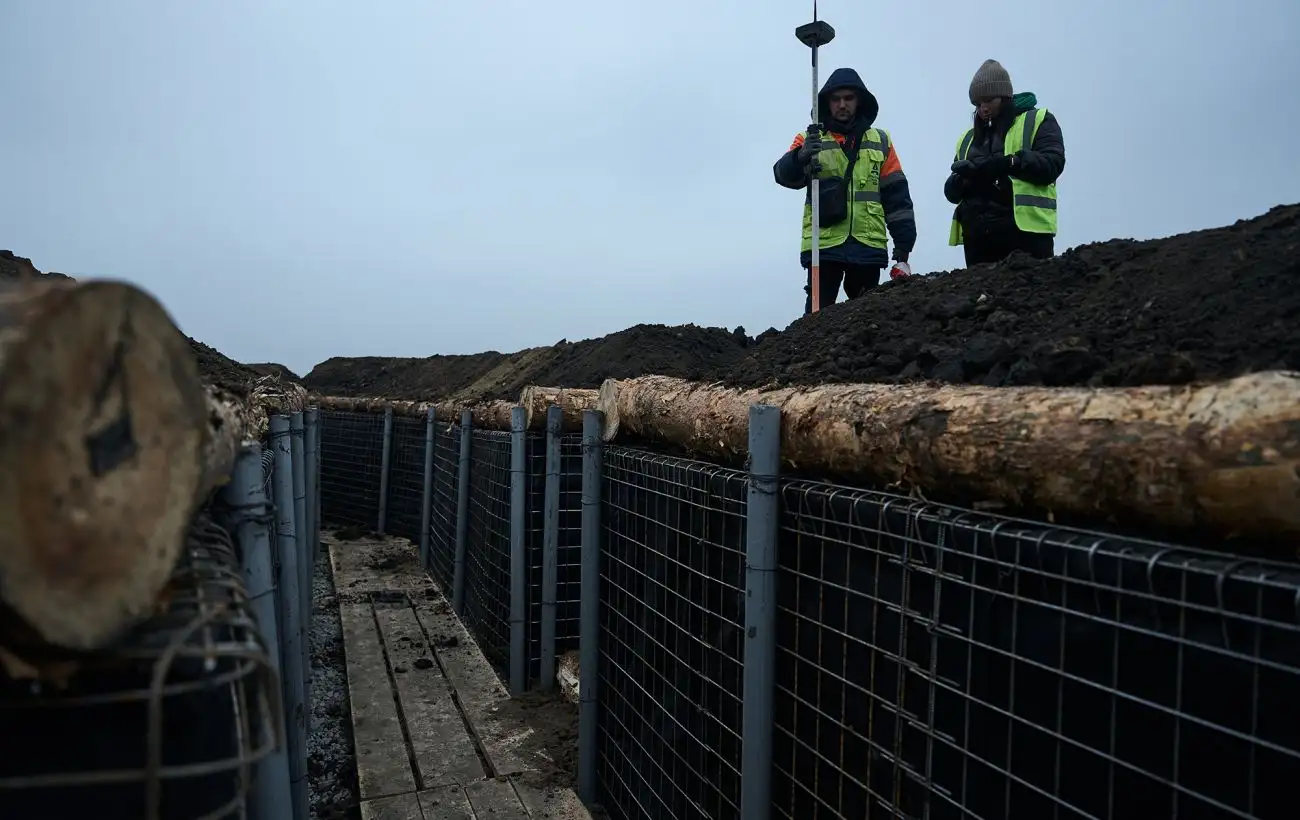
[525,433,585,686]
[427,423,461,592]
[319,410,385,528]
[556,435,584,655]
[773,480,1300,820]
[385,415,426,543]
[462,429,514,677]
[0,511,280,819]
[597,447,748,820]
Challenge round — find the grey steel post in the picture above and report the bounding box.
[221,444,293,820]
[740,404,781,820]
[311,409,323,568]
[270,416,308,820]
[452,409,473,614]
[289,411,309,696]
[304,408,320,578]
[576,410,605,803]
[508,406,528,696]
[539,404,563,693]
[419,406,436,570]
[377,406,394,535]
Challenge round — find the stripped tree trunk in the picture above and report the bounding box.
[596,372,1300,540]
[519,386,599,432]
[310,393,519,431]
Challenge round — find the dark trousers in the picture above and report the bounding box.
[963,228,1054,266]
[803,263,880,315]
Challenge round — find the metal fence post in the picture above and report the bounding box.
[289,411,309,702]
[453,409,473,614]
[304,408,320,581]
[509,406,528,696]
[221,443,293,820]
[577,410,605,804]
[539,404,563,693]
[377,406,394,535]
[270,416,308,820]
[419,406,436,570]
[740,404,781,820]
[311,409,322,567]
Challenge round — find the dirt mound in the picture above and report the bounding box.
[303,323,750,402]
[304,351,510,400]
[0,250,72,283]
[728,203,1300,390]
[189,337,266,390]
[451,323,750,403]
[247,362,301,381]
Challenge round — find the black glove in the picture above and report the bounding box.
[950,159,976,177]
[970,154,1013,181]
[797,124,825,166]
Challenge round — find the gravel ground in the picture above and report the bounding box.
[307,555,360,820]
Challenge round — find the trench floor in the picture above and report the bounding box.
[327,534,590,820]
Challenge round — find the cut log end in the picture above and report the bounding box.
[598,379,622,441]
[0,281,210,651]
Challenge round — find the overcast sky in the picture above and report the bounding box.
[2,1,1297,376]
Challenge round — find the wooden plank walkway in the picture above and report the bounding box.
[329,534,591,820]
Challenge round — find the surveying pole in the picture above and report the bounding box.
[795,7,835,314]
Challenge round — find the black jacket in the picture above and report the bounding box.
[945,95,1065,237]
[773,67,916,269]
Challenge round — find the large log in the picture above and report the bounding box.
[0,278,214,654]
[201,374,308,499]
[596,373,1300,539]
[310,393,517,430]
[519,386,599,432]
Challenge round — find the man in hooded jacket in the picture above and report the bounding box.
[945,59,1066,265]
[773,67,917,315]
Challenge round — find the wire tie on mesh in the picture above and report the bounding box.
[1214,559,1251,651]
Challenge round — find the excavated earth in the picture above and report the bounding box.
[303,323,753,403]
[728,203,1300,390]
[300,203,1299,399]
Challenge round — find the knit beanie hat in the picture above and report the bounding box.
[969,59,1013,104]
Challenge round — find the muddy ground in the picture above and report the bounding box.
[299,204,1299,399]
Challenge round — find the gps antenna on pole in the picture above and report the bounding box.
[795,6,834,314]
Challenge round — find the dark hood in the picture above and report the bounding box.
[818,67,879,133]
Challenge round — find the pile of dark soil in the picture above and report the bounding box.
[247,362,301,381]
[728,203,1300,390]
[188,337,266,390]
[0,250,71,282]
[303,323,751,403]
[305,351,509,400]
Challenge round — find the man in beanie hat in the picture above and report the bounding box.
[945,59,1065,265]
[773,67,917,314]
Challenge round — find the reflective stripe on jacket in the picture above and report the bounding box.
[801,127,891,253]
[948,108,1058,246]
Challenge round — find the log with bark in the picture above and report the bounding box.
[0,278,216,655]
[311,393,518,431]
[201,373,307,500]
[519,386,599,433]
[596,373,1300,539]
